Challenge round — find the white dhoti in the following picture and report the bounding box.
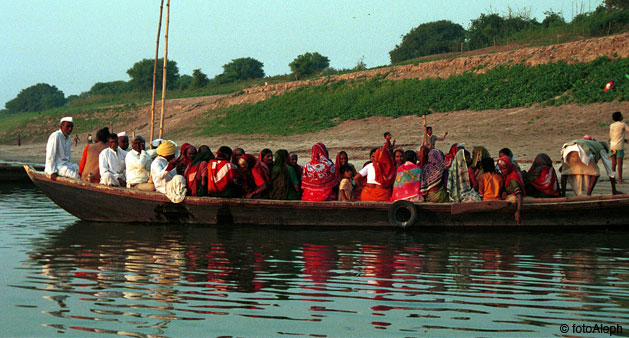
[57,164,80,179]
[100,172,121,186]
[165,175,187,203]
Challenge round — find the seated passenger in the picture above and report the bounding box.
[184,145,214,196]
[208,146,242,198]
[125,136,154,191]
[146,138,164,160]
[477,157,503,201]
[524,153,559,198]
[444,143,463,169]
[232,147,245,165]
[238,154,269,199]
[498,155,525,224]
[45,117,80,180]
[420,149,449,203]
[177,143,196,175]
[338,165,356,202]
[302,142,338,201]
[78,127,109,182]
[393,148,405,169]
[259,148,274,178]
[151,140,187,203]
[498,147,521,172]
[289,152,302,185]
[447,149,481,203]
[470,146,491,189]
[99,133,126,187]
[356,144,396,202]
[270,149,300,200]
[390,150,423,202]
[417,145,430,168]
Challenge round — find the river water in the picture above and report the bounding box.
[1,183,628,337]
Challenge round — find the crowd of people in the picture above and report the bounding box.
[45,112,628,212]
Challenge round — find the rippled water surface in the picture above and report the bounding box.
[2,183,629,337]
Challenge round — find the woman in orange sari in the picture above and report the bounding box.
[356,143,396,201]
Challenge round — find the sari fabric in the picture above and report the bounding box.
[302,143,338,201]
[184,150,214,196]
[390,161,423,202]
[447,149,482,203]
[471,146,491,169]
[499,155,526,196]
[526,153,559,197]
[373,145,396,188]
[239,154,269,197]
[444,144,459,169]
[420,149,447,194]
[270,150,299,200]
[417,146,430,168]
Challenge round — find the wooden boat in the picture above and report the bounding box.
[24,165,629,227]
[1,162,44,183]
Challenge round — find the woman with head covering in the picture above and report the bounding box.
[417,145,430,168]
[258,148,274,179]
[355,143,396,201]
[270,149,301,200]
[444,143,462,169]
[237,154,269,199]
[498,155,526,224]
[447,149,482,203]
[390,150,423,202]
[469,146,491,188]
[177,143,196,175]
[420,149,449,203]
[393,148,405,169]
[184,145,215,196]
[477,157,503,201]
[524,153,560,198]
[334,151,353,179]
[207,146,243,198]
[302,143,338,201]
[289,152,302,185]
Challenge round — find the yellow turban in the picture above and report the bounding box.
[156,140,177,157]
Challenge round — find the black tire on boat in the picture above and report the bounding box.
[388,200,417,228]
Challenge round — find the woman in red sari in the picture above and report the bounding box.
[238,154,270,199]
[524,153,559,198]
[184,145,214,196]
[301,142,338,201]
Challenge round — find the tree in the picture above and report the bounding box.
[289,52,330,79]
[605,0,629,10]
[190,69,210,89]
[175,75,193,90]
[467,13,506,49]
[389,20,466,63]
[216,57,265,83]
[5,83,66,113]
[126,58,180,91]
[88,81,132,96]
[542,11,566,28]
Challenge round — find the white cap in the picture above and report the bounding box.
[60,117,73,124]
[117,132,127,137]
[151,138,164,147]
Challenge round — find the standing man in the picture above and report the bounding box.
[560,137,620,196]
[45,117,80,180]
[73,134,80,146]
[609,111,629,184]
[17,133,21,146]
[99,133,126,187]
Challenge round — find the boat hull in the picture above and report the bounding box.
[24,165,629,227]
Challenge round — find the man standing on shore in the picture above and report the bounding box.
[45,117,80,180]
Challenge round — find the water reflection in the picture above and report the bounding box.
[15,222,629,337]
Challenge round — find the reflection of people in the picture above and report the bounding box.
[45,117,79,180]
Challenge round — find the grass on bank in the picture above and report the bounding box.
[197,56,629,137]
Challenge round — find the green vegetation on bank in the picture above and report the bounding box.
[198,56,629,136]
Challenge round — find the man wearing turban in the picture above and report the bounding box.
[150,140,187,203]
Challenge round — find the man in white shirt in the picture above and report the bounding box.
[125,136,154,191]
[99,134,126,187]
[118,131,130,151]
[45,116,80,180]
[609,111,629,184]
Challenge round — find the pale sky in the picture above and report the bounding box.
[0,0,602,108]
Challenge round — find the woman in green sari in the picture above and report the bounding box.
[270,149,301,200]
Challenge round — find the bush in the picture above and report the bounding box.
[289,52,330,79]
[5,83,66,113]
[389,20,465,63]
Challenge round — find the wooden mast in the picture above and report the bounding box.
[158,0,170,139]
[149,0,165,144]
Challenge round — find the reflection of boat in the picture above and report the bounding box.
[0,162,43,183]
[25,165,629,227]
